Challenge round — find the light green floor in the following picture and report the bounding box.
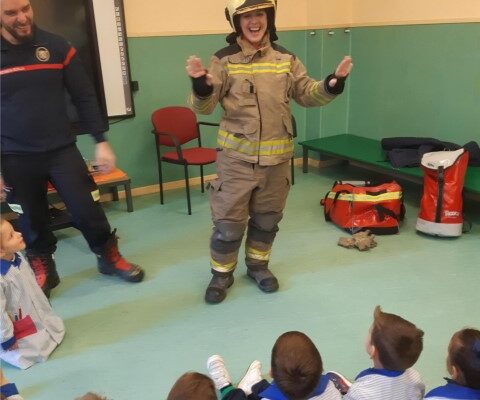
[3,165,479,400]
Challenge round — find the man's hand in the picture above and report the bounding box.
[328,56,353,87]
[186,55,213,86]
[95,142,116,174]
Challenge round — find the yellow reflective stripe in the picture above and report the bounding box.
[228,62,291,69]
[310,82,330,104]
[210,258,237,272]
[217,130,293,156]
[246,246,271,261]
[228,68,290,75]
[327,192,403,202]
[227,62,291,75]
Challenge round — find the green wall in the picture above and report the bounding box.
[77,23,479,190]
[348,23,480,144]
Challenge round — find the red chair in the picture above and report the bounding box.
[151,106,218,215]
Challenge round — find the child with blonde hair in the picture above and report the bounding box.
[0,219,64,369]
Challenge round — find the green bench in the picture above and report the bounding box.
[299,134,480,196]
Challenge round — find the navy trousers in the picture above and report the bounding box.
[1,144,111,254]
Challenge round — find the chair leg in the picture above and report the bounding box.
[200,165,205,193]
[291,156,295,186]
[158,159,164,205]
[184,164,192,215]
[124,181,134,212]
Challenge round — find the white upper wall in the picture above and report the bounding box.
[124,0,480,37]
[349,0,480,27]
[124,0,308,37]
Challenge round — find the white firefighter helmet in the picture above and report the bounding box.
[225,0,277,28]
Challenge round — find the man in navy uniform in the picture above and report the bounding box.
[0,0,144,297]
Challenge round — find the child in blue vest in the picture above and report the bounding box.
[207,331,342,400]
[0,219,65,369]
[328,306,425,400]
[425,328,480,400]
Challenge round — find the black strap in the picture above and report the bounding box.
[374,204,399,222]
[323,189,350,221]
[435,166,445,223]
[366,189,387,196]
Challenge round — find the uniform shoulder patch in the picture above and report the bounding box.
[214,44,241,59]
[272,43,296,59]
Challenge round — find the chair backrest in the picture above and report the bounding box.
[291,115,297,138]
[151,106,198,146]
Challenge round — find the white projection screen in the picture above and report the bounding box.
[31,0,134,120]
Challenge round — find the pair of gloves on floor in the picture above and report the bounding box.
[338,230,377,251]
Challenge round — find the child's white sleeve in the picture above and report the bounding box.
[0,280,16,351]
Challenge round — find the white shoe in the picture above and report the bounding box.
[207,354,232,390]
[237,360,262,396]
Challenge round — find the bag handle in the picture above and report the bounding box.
[374,204,399,222]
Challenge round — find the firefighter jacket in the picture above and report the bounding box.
[189,35,340,166]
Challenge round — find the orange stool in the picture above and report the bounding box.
[48,167,133,212]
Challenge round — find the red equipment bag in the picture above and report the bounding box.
[416,149,469,237]
[321,180,404,234]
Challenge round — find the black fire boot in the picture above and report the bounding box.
[96,230,144,283]
[205,271,234,304]
[26,253,60,298]
[246,264,279,293]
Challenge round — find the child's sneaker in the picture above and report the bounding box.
[207,355,232,390]
[326,371,352,395]
[237,360,262,395]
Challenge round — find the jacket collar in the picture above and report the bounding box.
[236,32,271,57]
[426,379,480,399]
[0,253,22,276]
[259,375,330,400]
[356,368,405,380]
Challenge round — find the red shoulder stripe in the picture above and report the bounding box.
[0,64,64,75]
[63,47,76,66]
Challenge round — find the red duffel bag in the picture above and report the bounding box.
[321,180,404,234]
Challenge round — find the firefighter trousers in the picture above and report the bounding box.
[208,150,291,275]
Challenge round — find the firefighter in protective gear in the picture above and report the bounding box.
[186,0,353,304]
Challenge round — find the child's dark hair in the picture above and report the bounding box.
[271,331,323,399]
[167,372,216,400]
[371,306,424,370]
[76,394,109,400]
[448,328,480,389]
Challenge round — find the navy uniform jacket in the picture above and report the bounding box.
[0,26,107,154]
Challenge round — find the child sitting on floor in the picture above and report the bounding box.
[424,328,480,400]
[0,219,65,369]
[328,306,425,400]
[207,331,342,399]
[167,371,217,400]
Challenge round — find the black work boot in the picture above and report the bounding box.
[205,271,234,304]
[246,265,279,293]
[27,253,60,298]
[95,230,144,283]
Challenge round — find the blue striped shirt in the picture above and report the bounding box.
[344,368,425,400]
